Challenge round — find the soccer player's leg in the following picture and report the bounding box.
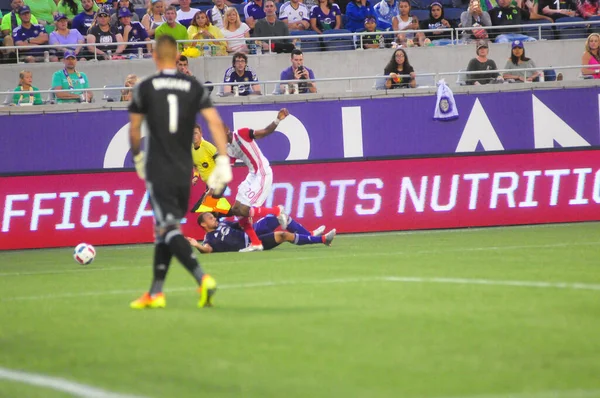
[136,181,216,308]
[255,232,281,251]
[231,175,265,251]
[280,229,337,246]
[285,217,326,237]
[246,173,289,229]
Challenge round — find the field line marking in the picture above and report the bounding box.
[3,276,600,302]
[1,241,599,278]
[0,366,148,398]
[433,389,600,398]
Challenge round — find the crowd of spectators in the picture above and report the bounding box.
[1,0,599,64]
[0,0,598,104]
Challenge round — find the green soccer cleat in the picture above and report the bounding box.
[198,274,217,308]
[130,292,166,309]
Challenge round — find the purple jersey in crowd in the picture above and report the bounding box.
[12,24,47,56]
[280,66,315,93]
[72,11,95,36]
[223,66,258,96]
[309,3,341,30]
[117,21,149,53]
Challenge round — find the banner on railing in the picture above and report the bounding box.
[0,87,598,174]
[1,149,599,250]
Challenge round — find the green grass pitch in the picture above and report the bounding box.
[1,223,600,398]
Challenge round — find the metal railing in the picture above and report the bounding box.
[1,64,596,106]
[1,18,599,63]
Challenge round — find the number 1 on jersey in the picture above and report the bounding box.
[167,94,178,134]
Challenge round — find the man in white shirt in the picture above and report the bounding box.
[176,0,200,27]
[279,0,310,30]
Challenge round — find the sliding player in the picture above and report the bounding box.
[188,212,336,253]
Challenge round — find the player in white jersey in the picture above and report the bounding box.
[225,108,290,252]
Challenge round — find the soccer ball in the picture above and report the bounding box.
[73,243,96,265]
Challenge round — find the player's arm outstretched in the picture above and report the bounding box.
[201,107,232,195]
[186,237,213,254]
[253,108,289,139]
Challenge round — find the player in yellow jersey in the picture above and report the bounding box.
[191,124,233,216]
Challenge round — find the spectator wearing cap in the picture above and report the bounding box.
[176,0,200,28]
[86,6,126,59]
[459,0,491,42]
[243,0,266,32]
[57,0,98,22]
[2,0,40,61]
[49,13,85,59]
[357,15,384,49]
[373,0,398,31]
[310,0,342,33]
[141,0,166,38]
[466,40,501,85]
[12,69,43,105]
[51,50,93,103]
[418,2,454,45]
[110,0,139,27]
[278,0,310,31]
[24,0,58,32]
[72,0,96,36]
[253,0,294,53]
[155,6,189,50]
[502,39,540,82]
[117,7,151,55]
[12,5,52,63]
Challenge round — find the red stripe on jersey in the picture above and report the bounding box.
[234,134,260,173]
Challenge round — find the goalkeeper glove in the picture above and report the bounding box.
[207,155,232,196]
[133,152,145,180]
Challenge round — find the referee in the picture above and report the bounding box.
[128,35,232,309]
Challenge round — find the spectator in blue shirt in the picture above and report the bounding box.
[223,52,262,95]
[244,0,266,30]
[71,0,96,36]
[373,0,398,31]
[12,5,53,62]
[116,7,152,55]
[345,0,375,32]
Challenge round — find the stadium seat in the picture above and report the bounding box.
[321,29,355,51]
[103,85,122,102]
[135,8,146,20]
[411,9,430,22]
[443,8,464,23]
[373,74,387,90]
[456,69,467,86]
[587,15,600,34]
[554,17,587,40]
[235,3,246,22]
[290,30,322,52]
[2,90,12,106]
[522,19,554,41]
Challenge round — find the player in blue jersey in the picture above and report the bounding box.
[187,213,336,253]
